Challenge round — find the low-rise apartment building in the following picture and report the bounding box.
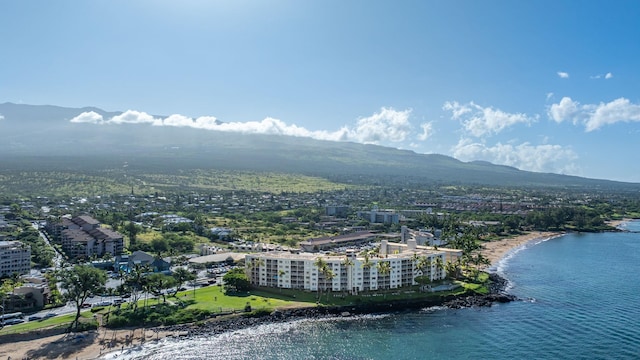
[246,239,461,294]
[0,241,31,277]
[52,215,124,259]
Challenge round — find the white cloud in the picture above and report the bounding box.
[546,92,554,100]
[443,101,534,138]
[557,71,570,78]
[70,111,104,124]
[109,110,159,125]
[0,114,4,121]
[349,108,413,143]
[417,122,433,141]
[452,138,578,174]
[548,96,640,131]
[68,107,415,145]
[591,72,613,80]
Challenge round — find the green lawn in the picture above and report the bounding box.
[177,285,315,312]
[0,311,95,335]
[0,276,487,335]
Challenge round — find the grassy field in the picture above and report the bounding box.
[0,311,95,335]
[0,169,355,198]
[0,277,485,335]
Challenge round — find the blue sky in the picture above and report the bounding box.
[2,1,640,182]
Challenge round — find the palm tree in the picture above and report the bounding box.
[415,256,434,291]
[172,267,196,296]
[341,256,354,294]
[313,257,328,299]
[245,257,265,284]
[361,253,372,292]
[126,264,149,311]
[434,256,445,280]
[470,252,491,280]
[9,272,22,295]
[323,268,335,301]
[376,261,391,290]
[277,269,286,291]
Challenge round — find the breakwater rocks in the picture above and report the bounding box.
[442,293,517,309]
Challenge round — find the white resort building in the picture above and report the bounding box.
[245,239,462,293]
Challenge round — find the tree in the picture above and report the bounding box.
[125,264,149,311]
[376,261,391,290]
[59,265,107,330]
[146,273,176,303]
[313,257,328,299]
[150,238,169,257]
[223,268,251,292]
[415,256,433,291]
[277,269,286,291]
[361,253,373,292]
[434,256,445,280]
[323,268,335,301]
[342,256,355,294]
[125,221,139,246]
[172,267,196,295]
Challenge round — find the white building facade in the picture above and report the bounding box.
[245,242,460,293]
[0,241,31,277]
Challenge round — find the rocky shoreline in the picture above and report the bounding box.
[166,273,516,337]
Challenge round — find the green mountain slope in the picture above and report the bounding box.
[1,102,637,190]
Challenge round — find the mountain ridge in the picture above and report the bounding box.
[1,102,638,189]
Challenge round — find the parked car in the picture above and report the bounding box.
[28,315,42,321]
[2,318,25,326]
[43,313,58,319]
[81,303,92,308]
[95,301,112,307]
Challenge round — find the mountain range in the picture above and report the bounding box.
[1,102,638,190]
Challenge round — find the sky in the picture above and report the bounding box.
[1,1,640,182]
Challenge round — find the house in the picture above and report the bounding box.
[116,251,170,273]
[13,276,51,308]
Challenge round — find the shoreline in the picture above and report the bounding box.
[480,231,563,270]
[0,230,582,359]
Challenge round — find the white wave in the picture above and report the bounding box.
[421,305,447,313]
[99,313,392,359]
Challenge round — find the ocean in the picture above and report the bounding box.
[104,222,640,360]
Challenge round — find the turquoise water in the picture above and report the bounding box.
[106,223,640,359]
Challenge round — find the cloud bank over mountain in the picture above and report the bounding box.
[67,93,640,177]
[70,107,434,146]
[69,101,575,174]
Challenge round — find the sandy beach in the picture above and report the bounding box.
[0,326,180,360]
[0,230,567,360]
[479,231,562,269]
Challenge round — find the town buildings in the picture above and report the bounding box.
[0,240,31,277]
[47,215,124,260]
[357,206,400,224]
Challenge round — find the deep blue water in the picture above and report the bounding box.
[106,222,640,360]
